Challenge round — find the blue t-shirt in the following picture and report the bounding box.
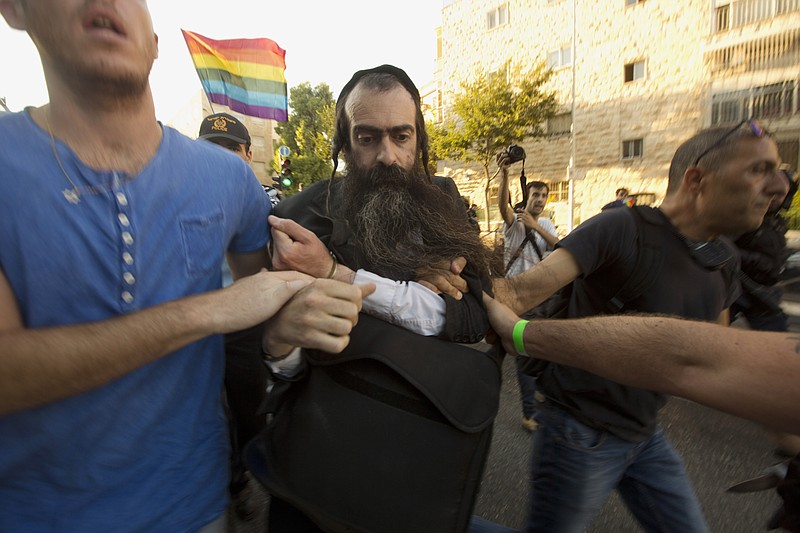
[0,111,270,532]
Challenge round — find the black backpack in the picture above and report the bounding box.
[246,314,502,533]
[518,206,664,376]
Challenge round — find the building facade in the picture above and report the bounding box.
[165,90,280,185]
[433,0,800,233]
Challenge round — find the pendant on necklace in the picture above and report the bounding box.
[63,189,80,204]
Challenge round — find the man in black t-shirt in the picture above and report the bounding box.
[495,120,788,532]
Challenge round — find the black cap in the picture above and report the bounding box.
[336,64,420,106]
[199,113,251,145]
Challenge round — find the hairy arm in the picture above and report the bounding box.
[0,267,313,415]
[493,247,582,314]
[485,293,800,434]
[496,154,515,227]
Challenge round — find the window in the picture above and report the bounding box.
[625,0,645,5]
[777,0,800,15]
[624,60,646,83]
[712,97,744,125]
[708,31,800,75]
[548,181,569,203]
[622,139,644,160]
[777,140,799,172]
[628,193,656,206]
[547,113,572,136]
[715,4,730,31]
[486,4,509,29]
[547,45,572,69]
[729,0,800,28]
[711,81,797,125]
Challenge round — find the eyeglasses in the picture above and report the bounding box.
[692,119,766,167]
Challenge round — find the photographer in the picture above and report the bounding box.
[496,146,558,432]
[497,146,559,278]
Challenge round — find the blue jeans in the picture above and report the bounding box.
[525,402,708,533]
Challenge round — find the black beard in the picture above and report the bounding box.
[339,161,489,281]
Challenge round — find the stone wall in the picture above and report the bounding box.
[435,0,800,231]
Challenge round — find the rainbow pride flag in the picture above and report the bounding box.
[182,30,288,121]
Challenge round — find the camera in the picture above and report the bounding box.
[507,144,526,164]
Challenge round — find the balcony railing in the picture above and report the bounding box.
[717,0,800,31]
[707,28,800,74]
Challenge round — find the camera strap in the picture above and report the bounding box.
[505,229,543,274]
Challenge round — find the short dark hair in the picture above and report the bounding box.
[616,188,629,196]
[667,125,767,195]
[526,181,549,195]
[331,65,429,178]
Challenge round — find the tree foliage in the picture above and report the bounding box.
[431,62,559,225]
[275,82,335,193]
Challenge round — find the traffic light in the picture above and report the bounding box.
[280,158,293,188]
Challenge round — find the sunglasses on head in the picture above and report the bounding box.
[693,119,766,167]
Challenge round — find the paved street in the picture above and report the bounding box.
[231,280,800,532]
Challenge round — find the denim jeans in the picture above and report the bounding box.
[524,401,708,533]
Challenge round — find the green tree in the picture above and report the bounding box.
[274,82,335,193]
[432,62,559,226]
[785,180,800,230]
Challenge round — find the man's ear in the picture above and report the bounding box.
[684,166,705,194]
[153,33,159,59]
[0,0,27,30]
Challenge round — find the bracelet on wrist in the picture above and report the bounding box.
[326,250,339,279]
[261,344,294,362]
[512,319,529,356]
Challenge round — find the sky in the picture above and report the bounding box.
[0,1,443,121]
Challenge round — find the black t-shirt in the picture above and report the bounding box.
[540,206,740,442]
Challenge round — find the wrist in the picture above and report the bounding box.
[333,264,357,284]
[326,250,338,279]
[261,339,295,361]
[512,319,529,356]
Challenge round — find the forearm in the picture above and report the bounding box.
[522,316,800,433]
[533,223,559,248]
[0,292,222,415]
[497,249,577,314]
[497,168,514,225]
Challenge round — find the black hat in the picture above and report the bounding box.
[336,64,420,105]
[199,113,251,144]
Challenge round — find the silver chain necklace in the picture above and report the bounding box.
[44,112,134,204]
[45,111,82,204]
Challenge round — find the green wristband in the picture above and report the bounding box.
[513,319,529,356]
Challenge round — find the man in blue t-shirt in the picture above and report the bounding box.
[0,2,372,531]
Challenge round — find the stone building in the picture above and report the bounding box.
[165,89,280,185]
[432,0,800,234]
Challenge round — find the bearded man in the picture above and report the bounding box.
[249,65,497,532]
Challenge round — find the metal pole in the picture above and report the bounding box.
[568,0,577,232]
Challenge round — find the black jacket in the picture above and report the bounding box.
[274,177,490,344]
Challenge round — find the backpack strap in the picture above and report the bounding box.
[605,206,664,313]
